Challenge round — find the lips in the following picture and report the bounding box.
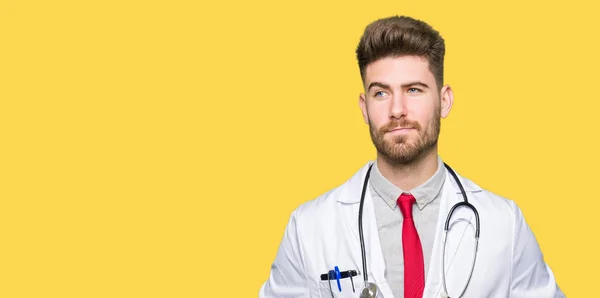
[388,127,414,132]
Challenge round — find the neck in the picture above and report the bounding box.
[376,147,439,191]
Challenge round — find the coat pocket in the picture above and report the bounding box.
[318,277,364,298]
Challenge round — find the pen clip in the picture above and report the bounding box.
[334,266,342,292]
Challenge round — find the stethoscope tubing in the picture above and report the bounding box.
[357,162,480,298]
[357,163,373,287]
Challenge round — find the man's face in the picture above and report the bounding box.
[359,55,452,164]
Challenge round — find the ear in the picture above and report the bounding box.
[359,93,369,124]
[440,85,454,118]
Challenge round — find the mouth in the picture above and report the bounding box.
[388,127,414,132]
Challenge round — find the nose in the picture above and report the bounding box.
[389,93,407,119]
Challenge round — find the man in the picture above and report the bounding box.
[259,15,563,298]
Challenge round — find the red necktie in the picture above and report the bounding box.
[398,193,425,298]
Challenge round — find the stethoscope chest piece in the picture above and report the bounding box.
[359,282,379,298]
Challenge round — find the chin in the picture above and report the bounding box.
[387,136,412,146]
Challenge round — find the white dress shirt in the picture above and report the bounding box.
[369,156,447,298]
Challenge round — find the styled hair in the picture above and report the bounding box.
[356,15,446,89]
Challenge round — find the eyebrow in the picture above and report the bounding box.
[367,82,390,92]
[367,81,430,92]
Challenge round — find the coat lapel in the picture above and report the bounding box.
[426,169,481,298]
[337,161,394,297]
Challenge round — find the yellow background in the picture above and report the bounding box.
[1,0,597,297]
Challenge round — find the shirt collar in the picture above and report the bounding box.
[370,156,447,210]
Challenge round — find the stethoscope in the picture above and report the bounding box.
[357,163,480,298]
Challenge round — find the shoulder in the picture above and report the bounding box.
[448,164,520,219]
[290,161,373,223]
[451,169,522,221]
[292,179,346,224]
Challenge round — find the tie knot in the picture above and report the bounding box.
[397,193,416,219]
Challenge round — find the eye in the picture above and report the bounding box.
[374,91,387,97]
[407,88,422,94]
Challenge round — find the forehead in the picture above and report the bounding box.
[364,55,435,87]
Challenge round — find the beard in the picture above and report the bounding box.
[369,109,441,165]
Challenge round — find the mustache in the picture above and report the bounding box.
[380,118,421,132]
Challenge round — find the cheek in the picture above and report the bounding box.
[367,108,388,127]
[413,102,438,123]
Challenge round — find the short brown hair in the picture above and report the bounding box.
[356,15,446,89]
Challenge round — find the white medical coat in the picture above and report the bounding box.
[259,161,564,297]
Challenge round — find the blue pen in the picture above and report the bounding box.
[334,266,342,292]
